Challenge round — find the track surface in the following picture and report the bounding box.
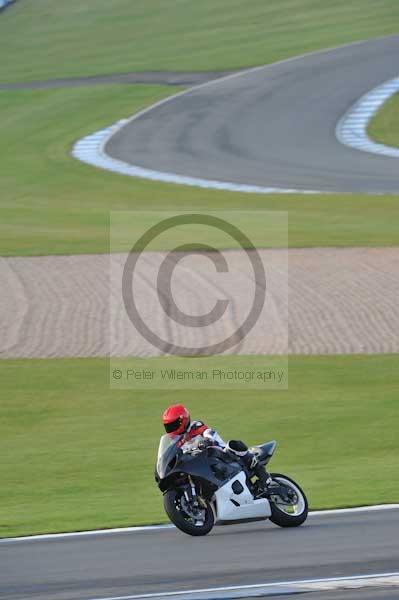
[291,592,399,600]
[2,247,399,358]
[2,509,399,600]
[106,35,399,194]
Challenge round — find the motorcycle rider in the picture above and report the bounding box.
[162,404,269,489]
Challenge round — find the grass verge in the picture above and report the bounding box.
[368,93,399,148]
[1,354,398,538]
[0,1,398,82]
[2,85,399,256]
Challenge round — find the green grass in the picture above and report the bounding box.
[368,93,399,148]
[1,355,398,538]
[2,85,399,256]
[0,1,398,82]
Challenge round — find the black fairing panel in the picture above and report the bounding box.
[156,444,242,491]
[253,440,277,464]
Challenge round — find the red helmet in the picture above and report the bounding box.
[163,404,190,436]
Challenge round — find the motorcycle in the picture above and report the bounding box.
[155,434,308,536]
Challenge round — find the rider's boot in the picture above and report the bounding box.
[252,461,270,487]
[226,440,270,491]
[245,453,273,494]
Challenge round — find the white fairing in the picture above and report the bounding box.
[214,471,271,522]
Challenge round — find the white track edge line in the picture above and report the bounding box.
[87,572,399,600]
[1,504,398,544]
[336,75,399,157]
[72,36,396,194]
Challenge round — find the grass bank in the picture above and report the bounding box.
[2,85,399,256]
[1,354,398,538]
[368,93,399,148]
[0,1,398,82]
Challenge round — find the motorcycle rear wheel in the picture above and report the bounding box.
[268,473,308,527]
[164,489,214,536]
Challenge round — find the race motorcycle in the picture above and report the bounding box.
[155,434,308,536]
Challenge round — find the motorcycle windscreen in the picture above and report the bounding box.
[156,434,181,478]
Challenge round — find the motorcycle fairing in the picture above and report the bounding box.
[156,435,243,491]
[214,471,271,522]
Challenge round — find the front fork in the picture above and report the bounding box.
[184,476,207,509]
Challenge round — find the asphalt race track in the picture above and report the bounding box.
[106,35,399,194]
[2,508,399,600]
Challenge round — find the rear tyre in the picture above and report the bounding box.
[268,473,308,527]
[163,489,214,536]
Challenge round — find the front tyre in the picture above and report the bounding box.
[163,489,214,536]
[268,473,308,527]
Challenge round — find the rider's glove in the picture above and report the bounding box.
[197,437,212,450]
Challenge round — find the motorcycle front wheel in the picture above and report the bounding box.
[164,488,214,536]
[268,473,308,527]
